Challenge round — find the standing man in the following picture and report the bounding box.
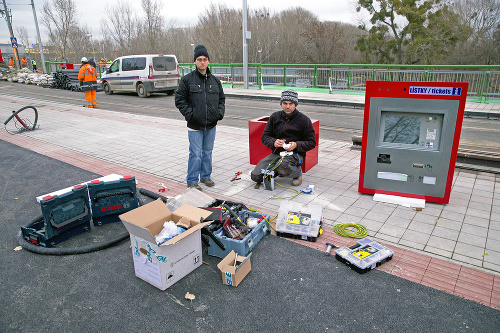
[9,57,15,67]
[31,58,37,72]
[21,57,27,68]
[78,57,98,108]
[251,90,316,188]
[175,45,225,191]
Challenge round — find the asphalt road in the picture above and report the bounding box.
[1,81,499,155]
[2,139,499,332]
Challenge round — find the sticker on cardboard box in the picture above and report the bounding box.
[225,272,234,286]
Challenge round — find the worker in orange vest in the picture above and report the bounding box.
[21,57,27,68]
[9,57,15,67]
[78,57,98,108]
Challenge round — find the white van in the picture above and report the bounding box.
[100,54,180,97]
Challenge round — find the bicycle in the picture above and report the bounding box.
[3,105,39,135]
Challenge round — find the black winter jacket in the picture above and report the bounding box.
[175,68,225,130]
[261,109,316,158]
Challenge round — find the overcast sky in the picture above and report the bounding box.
[1,0,361,46]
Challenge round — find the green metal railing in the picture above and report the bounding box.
[44,61,499,102]
[180,63,500,102]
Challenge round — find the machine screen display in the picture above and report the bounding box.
[383,115,421,145]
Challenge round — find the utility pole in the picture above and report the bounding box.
[2,0,20,69]
[87,33,96,61]
[242,0,250,89]
[242,0,247,89]
[31,0,46,73]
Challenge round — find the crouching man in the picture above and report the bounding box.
[251,90,316,188]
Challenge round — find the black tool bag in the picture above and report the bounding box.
[81,80,98,91]
[275,153,302,177]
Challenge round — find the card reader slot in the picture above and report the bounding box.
[377,154,391,164]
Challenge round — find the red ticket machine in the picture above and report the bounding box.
[358,81,468,204]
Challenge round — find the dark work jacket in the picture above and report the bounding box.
[261,109,316,158]
[175,67,225,130]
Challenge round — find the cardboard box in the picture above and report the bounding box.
[217,250,252,287]
[119,200,211,290]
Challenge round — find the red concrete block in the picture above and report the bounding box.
[421,276,456,294]
[455,279,492,298]
[490,290,500,310]
[392,263,426,282]
[426,258,461,279]
[458,267,494,289]
[494,276,500,291]
[248,116,319,173]
[454,285,491,306]
[422,270,458,287]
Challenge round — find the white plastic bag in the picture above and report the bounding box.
[155,221,179,245]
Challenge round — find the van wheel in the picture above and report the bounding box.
[103,82,113,95]
[137,83,149,98]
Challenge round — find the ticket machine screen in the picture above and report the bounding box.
[379,111,443,151]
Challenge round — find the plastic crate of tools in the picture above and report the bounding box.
[21,184,92,247]
[88,175,139,225]
[207,210,271,258]
[335,238,394,274]
[275,201,323,242]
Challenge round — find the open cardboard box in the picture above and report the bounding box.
[217,250,252,287]
[119,199,211,290]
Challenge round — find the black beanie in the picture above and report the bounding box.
[193,45,209,62]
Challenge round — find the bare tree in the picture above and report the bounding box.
[195,3,243,63]
[450,0,500,64]
[301,21,346,64]
[67,24,94,61]
[16,26,31,58]
[101,0,138,56]
[274,7,318,64]
[162,26,196,63]
[42,0,79,62]
[138,0,164,53]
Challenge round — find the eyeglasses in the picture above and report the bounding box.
[196,57,209,63]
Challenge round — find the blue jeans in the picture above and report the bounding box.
[187,127,216,186]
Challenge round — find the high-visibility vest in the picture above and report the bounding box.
[31,60,36,65]
[78,63,98,91]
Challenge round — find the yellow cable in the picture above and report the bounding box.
[270,181,300,199]
[247,207,276,232]
[333,223,368,238]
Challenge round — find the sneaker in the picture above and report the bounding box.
[188,183,202,191]
[292,174,302,186]
[200,179,215,187]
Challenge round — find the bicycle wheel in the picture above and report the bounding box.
[4,106,39,135]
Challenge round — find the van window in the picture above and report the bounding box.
[108,60,120,73]
[153,56,176,71]
[122,57,146,71]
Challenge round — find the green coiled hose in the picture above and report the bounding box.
[333,223,368,238]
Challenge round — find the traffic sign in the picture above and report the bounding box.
[10,37,18,49]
